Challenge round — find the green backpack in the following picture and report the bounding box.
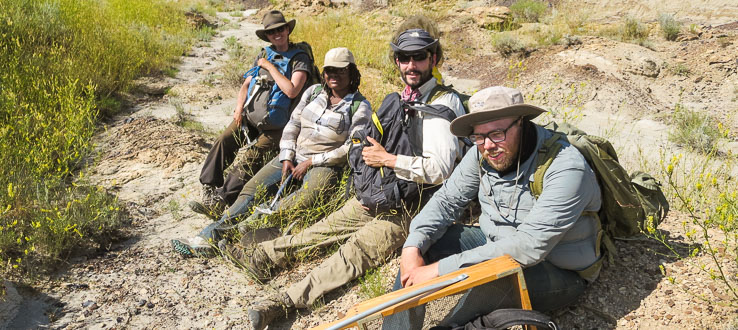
[530,122,669,261]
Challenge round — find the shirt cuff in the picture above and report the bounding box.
[311,154,325,166]
[403,232,432,254]
[279,149,295,163]
[393,154,413,180]
[437,255,460,276]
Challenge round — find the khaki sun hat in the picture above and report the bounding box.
[450,86,546,137]
[323,47,355,69]
[255,10,296,42]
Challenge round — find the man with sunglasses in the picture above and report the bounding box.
[191,10,312,219]
[383,86,602,329]
[243,27,466,330]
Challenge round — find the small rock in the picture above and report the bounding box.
[89,303,99,311]
[117,317,124,323]
[146,302,155,309]
[137,299,147,307]
[82,300,95,308]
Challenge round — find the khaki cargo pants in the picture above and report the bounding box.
[259,198,414,308]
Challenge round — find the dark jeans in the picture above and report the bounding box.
[382,225,587,330]
[199,120,281,204]
[197,156,340,242]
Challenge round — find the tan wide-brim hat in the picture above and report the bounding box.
[450,86,546,137]
[255,10,296,42]
[323,47,355,68]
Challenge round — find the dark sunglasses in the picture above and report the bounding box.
[265,25,287,35]
[324,67,349,75]
[395,51,430,64]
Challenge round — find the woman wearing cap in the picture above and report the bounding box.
[173,48,371,257]
[191,10,313,220]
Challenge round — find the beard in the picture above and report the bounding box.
[482,147,518,173]
[401,67,433,89]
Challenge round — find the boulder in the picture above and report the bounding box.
[468,6,512,29]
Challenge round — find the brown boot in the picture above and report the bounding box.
[248,292,294,330]
[220,242,274,282]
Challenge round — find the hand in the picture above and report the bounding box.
[233,107,243,127]
[403,263,439,287]
[281,160,295,181]
[292,158,312,181]
[257,58,274,71]
[400,247,426,287]
[362,136,397,168]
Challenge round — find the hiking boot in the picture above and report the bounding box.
[221,243,274,282]
[248,292,294,330]
[171,236,214,258]
[189,185,226,220]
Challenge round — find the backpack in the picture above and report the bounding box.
[530,122,670,262]
[347,92,458,213]
[242,42,320,131]
[430,308,559,330]
[307,85,366,117]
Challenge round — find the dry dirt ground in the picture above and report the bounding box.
[4,3,738,329]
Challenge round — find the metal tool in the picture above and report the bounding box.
[253,173,293,215]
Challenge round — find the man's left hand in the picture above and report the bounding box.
[403,262,439,287]
[362,136,397,168]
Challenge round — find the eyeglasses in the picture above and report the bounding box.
[395,51,430,64]
[265,25,287,35]
[468,118,521,145]
[324,67,349,75]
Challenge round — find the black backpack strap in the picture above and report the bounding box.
[405,102,458,122]
[468,308,559,330]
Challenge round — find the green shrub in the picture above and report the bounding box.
[510,0,548,23]
[359,268,387,299]
[0,0,193,277]
[658,13,681,41]
[668,103,722,153]
[492,33,526,57]
[621,16,649,42]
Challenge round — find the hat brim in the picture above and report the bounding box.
[449,104,546,137]
[390,39,439,53]
[256,19,296,42]
[323,61,351,69]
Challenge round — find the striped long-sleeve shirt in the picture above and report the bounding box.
[279,84,372,166]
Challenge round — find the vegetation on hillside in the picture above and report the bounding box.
[0,0,194,277]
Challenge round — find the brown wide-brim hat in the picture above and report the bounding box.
[450,86,546,137]
[255,10,296,42]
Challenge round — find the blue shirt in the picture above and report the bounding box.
[403,125,602,276]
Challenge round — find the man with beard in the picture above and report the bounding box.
[228,28,466,330]
[382,86,603,329]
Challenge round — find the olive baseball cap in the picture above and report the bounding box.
[323,47,355,68]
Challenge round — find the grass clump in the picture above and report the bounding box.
[668,103,723,153]
[0,0,194,277]
[658,13,681,41]
[359,267,387,299]
[289,9,399,106]
[510,0,548,23]
[621,17,649,42]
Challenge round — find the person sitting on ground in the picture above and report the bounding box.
[190,10,312,218]
[382,86,603,329]
[225,26,466,330]
[172,47,371,257]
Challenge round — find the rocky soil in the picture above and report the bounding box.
[2,2,737,329]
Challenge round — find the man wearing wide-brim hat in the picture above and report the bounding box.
[383,86,603,329]
[190,10,313,220]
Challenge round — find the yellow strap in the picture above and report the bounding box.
[530,134,564,198]
[371,112,383,137]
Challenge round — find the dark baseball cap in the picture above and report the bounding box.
[390,28,438,53]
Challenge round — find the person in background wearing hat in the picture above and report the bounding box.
[382,86,603,329]
[240,27,466,330]
[190,10,312,219]
[172,48,370,257]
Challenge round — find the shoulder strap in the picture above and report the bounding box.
[350,92,366,116]
[308,85,323,103]
[427,84,453,104]
[530,132,565,199]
